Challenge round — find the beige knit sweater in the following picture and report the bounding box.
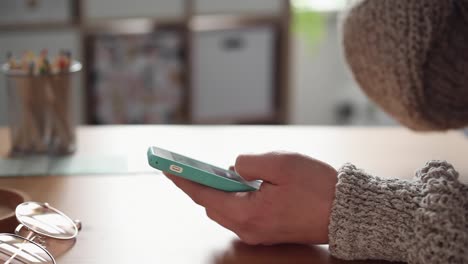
[329,161,468,263]
[328,1,468,263]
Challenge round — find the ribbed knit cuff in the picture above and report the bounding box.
[328,161,468,263]
[328,164,420,262]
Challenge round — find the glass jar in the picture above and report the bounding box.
[1,61,82,156]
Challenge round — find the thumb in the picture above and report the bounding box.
[234,152,295,185]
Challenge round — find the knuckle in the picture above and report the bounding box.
[205,209,215,220]
[234,208,277,246]
[235,208,264,231]
[236,215,259,234]
[278,152,301,163]
[190,194,203,206]
[274,152,305,173]
[234,211,253,226]
[238,233,262,246]
[234,154,249,169]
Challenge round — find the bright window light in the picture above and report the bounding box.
[292,0,347,12]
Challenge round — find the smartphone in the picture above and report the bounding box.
[147,146,261,192]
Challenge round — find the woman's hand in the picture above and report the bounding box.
[164,152,338,245]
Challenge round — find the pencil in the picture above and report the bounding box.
[6,50,77,156]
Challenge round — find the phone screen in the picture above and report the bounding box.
[156,148,245,182]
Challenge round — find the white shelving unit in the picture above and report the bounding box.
[83,0,185,21]
[0,0,290,125]
[194,0,283,15]
[192,26,275,123]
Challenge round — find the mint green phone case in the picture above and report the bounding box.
[147,147,260,192]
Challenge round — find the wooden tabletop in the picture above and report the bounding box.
[0,125,467,264]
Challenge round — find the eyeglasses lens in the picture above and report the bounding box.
[0,234,54,264]
[16,202,77,239]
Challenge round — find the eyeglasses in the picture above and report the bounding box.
[0,202,81,264]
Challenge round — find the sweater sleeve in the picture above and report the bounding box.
[328,161,468,263]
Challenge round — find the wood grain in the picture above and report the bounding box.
[1,125,467,263]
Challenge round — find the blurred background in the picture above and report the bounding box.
[0,0,397,126]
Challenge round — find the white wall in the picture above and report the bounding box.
[289,14,396,126]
